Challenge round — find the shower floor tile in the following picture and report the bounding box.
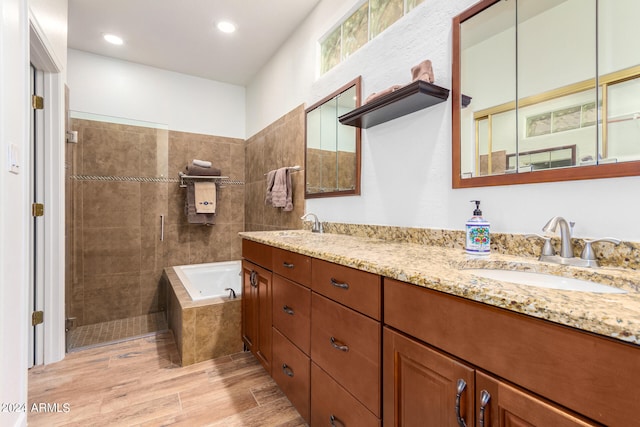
[68,312,168,351]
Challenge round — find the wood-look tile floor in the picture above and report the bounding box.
[28,331,306,427]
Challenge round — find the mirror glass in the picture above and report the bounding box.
[305,76,361,198]
[453,0,640,187]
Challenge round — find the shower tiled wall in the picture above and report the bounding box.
[244,105,306,231]
[67,119,245,326]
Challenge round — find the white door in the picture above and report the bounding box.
[29,63,46,367]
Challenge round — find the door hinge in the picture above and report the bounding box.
[32,311,44,326]
[32,95,44,110]
[32,203,44,217]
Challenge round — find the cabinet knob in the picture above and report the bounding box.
[455,379,468,427]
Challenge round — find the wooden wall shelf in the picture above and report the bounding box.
[338,80,450,129]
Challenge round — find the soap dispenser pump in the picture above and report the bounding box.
[466,200,490,255]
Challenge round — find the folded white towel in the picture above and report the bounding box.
[194,181,216,214]
[193,159,212,168]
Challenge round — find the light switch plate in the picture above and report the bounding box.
[8,143,20,174]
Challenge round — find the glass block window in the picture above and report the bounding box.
[320,0,426,74]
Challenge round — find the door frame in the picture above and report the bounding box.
[29,17,65,365]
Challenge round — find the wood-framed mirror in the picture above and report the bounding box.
[452,0,640,188]
[305,76,362,198]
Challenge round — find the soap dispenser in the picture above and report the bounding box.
[466,200,490,255]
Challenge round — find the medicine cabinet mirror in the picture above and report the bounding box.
[305,76,362,198]
[452,0,640,188]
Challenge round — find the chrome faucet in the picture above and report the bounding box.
[301,212,323,233]
[224,288,236,299]
[542,216,574,258]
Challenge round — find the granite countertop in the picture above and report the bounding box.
[239,230,640,346]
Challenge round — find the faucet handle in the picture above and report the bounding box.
[580,238,621,261]
[525,234,556,256]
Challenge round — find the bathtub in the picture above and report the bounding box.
[173,260,242,301]
[164,260,243,366]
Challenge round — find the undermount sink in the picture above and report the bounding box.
[465,269,627,294]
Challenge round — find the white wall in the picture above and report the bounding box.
[1,0,68,425]
[67,49,246,138]
[247,0,640,242]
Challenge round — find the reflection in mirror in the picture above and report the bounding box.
[305,76,361,198]
[453,0,640,188]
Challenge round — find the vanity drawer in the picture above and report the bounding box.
[272,275,311,355]
[242,239,272,270]
[311,292,381,417]
[272,328,310,423]
[272,248,311,286]
[312,258,381,320]
[311,362,380,427]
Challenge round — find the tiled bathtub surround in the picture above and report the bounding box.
[67,118,245,327]
[316,222,640,270]
[163,267,242,366]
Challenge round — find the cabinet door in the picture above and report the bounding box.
[475,372,600,427]
[256,265,272,374]
[241,260,258,353]
[241,260,272,374]
[383,327,474,427]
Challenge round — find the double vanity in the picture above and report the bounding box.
[240,229,639,426]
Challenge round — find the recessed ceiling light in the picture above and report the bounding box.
[217,21,236,34]
[103,33,124,45]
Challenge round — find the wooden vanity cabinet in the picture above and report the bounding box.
[310,258,382,423]
[241,240,273,374]
[384,277,637,426]
[384,327,598,427]
[270,248,312,424]
[241,260,272,374]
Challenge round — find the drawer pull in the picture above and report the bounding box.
[282,363,294,378]
[330,278,349,290]
[479,389,491,427]
[329,414,344,427]
[455,379,468,427]
[283,262,294,269]
[330,336,349,352]
[282,305,294,315]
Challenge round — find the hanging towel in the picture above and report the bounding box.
[271,167,293,211]
[265,169,277,205]
[185,180,217,225]
[194,181,216,214]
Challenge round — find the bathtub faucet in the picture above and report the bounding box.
[224,288,237,299]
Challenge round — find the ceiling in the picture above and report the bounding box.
[67,0,322,86]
